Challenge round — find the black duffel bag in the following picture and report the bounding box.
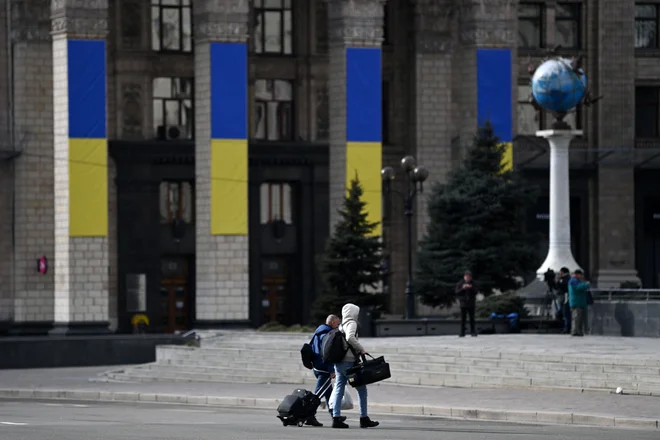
[346,354,391,388]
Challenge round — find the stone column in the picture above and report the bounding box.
[193,0,250,327]
[594,0,639,287]
[536,130,583,277]
[327,0,384,234]
[411,0,453,239]
[456,0,517,153]
[50,0,110,334]
[7,0,55,334]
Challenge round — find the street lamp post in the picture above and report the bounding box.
[382,156,429,320]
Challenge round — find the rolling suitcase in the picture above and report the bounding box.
[347,354,391,388]
[276,376,332,427]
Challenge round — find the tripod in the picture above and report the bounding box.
[537,288,560,333]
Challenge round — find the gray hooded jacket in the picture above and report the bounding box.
[339,303,365,363]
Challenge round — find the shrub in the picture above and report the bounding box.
[476,292,530,319]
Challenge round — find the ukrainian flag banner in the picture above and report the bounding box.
[210,42,248,235]
[346,47,382,236]
[476,48,514,173]
[68,39,108,237]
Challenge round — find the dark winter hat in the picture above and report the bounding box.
[464,270,472,276]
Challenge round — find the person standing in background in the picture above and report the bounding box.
[556,267,571,334]
[456,270,478,337]
[568,269,590,337]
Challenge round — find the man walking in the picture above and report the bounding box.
[556,267,571,334]
[456,270,478,337]
[328,303,379,429]
[568,269,590,337]
[306,314,345,427]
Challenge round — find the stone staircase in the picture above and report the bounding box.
[101,332,660,395]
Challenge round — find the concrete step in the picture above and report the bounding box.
[154,357,660,385]
[156,346,660,377]
[189,341,660,367]
[104,363,660,394]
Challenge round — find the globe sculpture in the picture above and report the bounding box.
[532,58,586,113]
[527,52,601,129]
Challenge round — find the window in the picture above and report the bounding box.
[636,86,660,138]
[254,79,294,141]
[151,0,192,52]
[636,4,659,49]
[517,85,541,135]
[159,181,194,224]
[254,0,293,55]
[153,77,194,140]
[315,82,329,140]
[382,81,390,144]
[518,3,544,49]
[555,3,581,49]
[260,183,293,224]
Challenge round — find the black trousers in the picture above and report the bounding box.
[460,306,476,336]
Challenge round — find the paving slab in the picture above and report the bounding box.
[0,366,659,429]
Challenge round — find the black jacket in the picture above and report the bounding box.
[557,274,570,295]
[455,280,478,308]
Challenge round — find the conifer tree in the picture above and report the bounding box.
[415,122,540,308]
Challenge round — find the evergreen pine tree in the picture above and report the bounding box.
[415,122,541,308]
[311,176,386,322]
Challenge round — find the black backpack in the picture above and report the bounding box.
[300,329,330,369]
[320,328,351,364]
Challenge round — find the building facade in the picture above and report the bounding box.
[0,0,659,334]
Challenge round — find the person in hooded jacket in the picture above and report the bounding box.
[328,303,379,429]
[305,314,346,427]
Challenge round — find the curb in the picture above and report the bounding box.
[0,388,657,430]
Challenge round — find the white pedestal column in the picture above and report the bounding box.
[536,129,583,279]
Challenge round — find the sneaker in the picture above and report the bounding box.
[360,416,379,428]
[305,416,323,427]
[332,417,349,429]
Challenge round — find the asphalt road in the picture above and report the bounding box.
[0,400,657,440]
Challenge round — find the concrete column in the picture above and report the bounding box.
[411,0,453,239]
[594,0,639,287]
[193,0,250,326]
[327,0,384,233]
[6,0,55,334]
[50,0,110,334]
[536,130,583,277]
[456,0,517,158]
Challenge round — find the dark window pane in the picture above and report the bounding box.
[518,20,541,48]
[556,20,579,48]
[284,10,292,54]
[264,0,282,7]
[162,8,181,50]
[254,12,264,53]
[255,102,266,139]
[264,11,282,52]
[636,87,659,137]
[636,21,658,48]
[636,5,657,19]
[518,4,541,18]
[556,3,578,18]
[151,6,161,50]
[153,100,163,134]
[279,102,292,140]
[182,7,192,51]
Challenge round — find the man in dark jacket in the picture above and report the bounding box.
[456,270,478,337]
[556,267,571,334]
[306,314,346,427]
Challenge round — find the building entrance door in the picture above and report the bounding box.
[159,257,191,333]
[260,257,290,325]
